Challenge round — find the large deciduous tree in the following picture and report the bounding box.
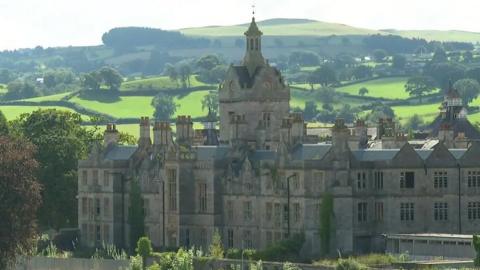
[0,136,42,269]
[151,93,178,121]
[454,79,480,106]
[15,109,99,229]
[0,110,9,136]
[308,66,337,89]
[201,91,219,118]
[404,76,437,102]
[99,67,123,91]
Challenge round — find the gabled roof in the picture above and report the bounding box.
[104,145,137,161]
[291,144,331,160]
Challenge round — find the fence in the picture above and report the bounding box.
[14,257,129,270]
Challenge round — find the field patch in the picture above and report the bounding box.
[22,92,72,102]
[121,75,210,91]
[336,77,419,99]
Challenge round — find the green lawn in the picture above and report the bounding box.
[174,90,210,118]
[0,84,6,94]
[22,92,72,102]
[391,103,441,124]
[336,77,420,99]
[71,96,155,118]
[290,88,364,109]
[121,75,211,91]
[0,105,87,120]
[387,30,480,43]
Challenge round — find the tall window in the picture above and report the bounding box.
[468,202,480,220]
[249,39,254,51]
[199,183,207,213]
[93,170,99,186]
[313,171,325,192]
[82,197,88,216]
[374,202,384,221]
[357,202,367,222]
[243,230,252,248]
[103,224,110,242]
[293,203,301,223]
[468,171,480,187]
[255,38,259,50]
[266,202,272,221]
[143,198,150,217]
[292,174,300,190]
[263,112,271,128]
[243,201,252,221]
[95,225,101,242]
[374,171,384,190]
[400,172,415,189]
[283,204,289,224]
[227,229,234,248]
[200,228,207,247]
[434,202,448,221]
[274,203,281,227]
[357,172,367,190]
[103,171,109,187]
[266,231,272,247]
[82,171,88,186]
[185,229,190,247]
[227,200,234,221]
[400,202,415,221]
[95,198,101,216]
[103,198,110,218]
[434,171,448,188]
[168,169,177,211]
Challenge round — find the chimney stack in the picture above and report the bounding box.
[138,117,151,146]
[153,121,173,146]
[176,115,194,144]
[104,123,119,146]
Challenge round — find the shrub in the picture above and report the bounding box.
[336,258,365,270]
[147,262,161,270]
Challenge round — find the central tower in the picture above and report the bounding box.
[218,16,290,149]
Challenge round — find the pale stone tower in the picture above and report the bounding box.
[219,16,290,149]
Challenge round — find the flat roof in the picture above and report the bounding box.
[385,233,472,240]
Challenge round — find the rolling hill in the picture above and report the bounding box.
[180,18,480,43]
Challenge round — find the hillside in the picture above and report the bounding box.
[180,18,382,37]
[181,18,480,43]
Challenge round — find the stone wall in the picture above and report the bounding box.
[14,257,129,270]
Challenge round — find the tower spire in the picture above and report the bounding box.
[243,7,265,75]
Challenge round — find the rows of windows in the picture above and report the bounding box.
[468,171,480,187]
[374,171,384,190]
[81,223,110,244]
[81,197,110,219]
[400,172,415,189]
[168,169,177,211]
[434,171,448,188]
[400,203,415,221]
[357,172,367,190]
[434,202,448,221]
[81,170,110,187]
[468,202,480,220]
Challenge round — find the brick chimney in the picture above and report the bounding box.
[138,117,151,146]
[176,115,194,144]
[153,121,173,146]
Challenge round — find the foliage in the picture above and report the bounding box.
[90,242,128,260]
[336,258,366,270]
[171,248,194,270]
[308,65,338,88]
[99,67,123,91]
[319,193,333,256]
[358,87,368,96]
[4,80,40,100]
[14,109,98,229]
[129,179,145,251]
[283,262,301,270]
[392,54,407,69]
[303,101,318,120]
[425,62,466,90]
[0,136,42,269]
[288,51,319,67]
[473,235,480,266]
[0,110,9,135]
[405,114,424,130]
[164,63,179,87]
[136,237,153,270]
[352,66,373,80]
[404,76,436,101]
[119,131,137,145]
[209,229,224,258]
[431,47,447,63]
[201,91,219,118]
[372,49,387,62]
[148,262,161,270]
[250,260,263,270]
[178,64,192,88]
[151,93,178,120]
[130,255,143,270]
[363,34,428,54]
[256,233,305,262]
[454,79,480,106]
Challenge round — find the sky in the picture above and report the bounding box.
[1,0,480,50]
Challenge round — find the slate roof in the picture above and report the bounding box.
[194,145,230,160]
[104,146,137,161]
[430,116,480,140]
[352,149,398,161]
[250,150,276,161]
[291,144,331,160]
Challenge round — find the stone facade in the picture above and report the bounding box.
[77,18,480,256]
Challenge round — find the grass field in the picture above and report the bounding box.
[336,77,421,99]
[290,88,364,109]
[0,105,87,120]
[22,92,72,102]
[121,75,211,91]
[391,103,440,124]
[386,29,480,43]
[71,96,155,118]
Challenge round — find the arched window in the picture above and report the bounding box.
[255,38,259,50]
[250,39,254,50]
